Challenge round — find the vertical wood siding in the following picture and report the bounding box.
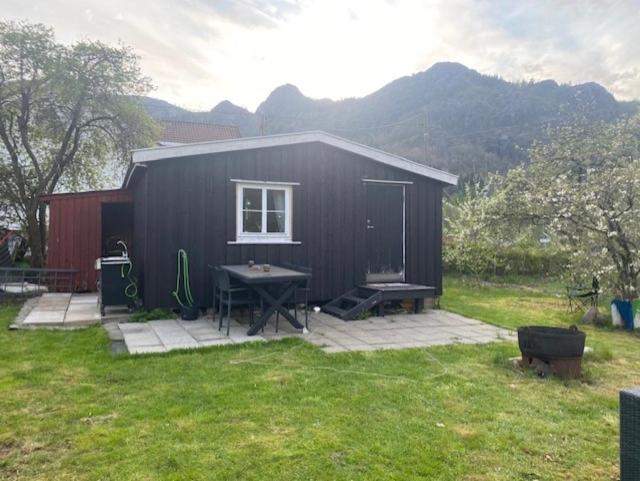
[131,142,445,308]
[46,190,132,291]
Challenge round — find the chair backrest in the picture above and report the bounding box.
[282,261,312,288]
[212,266,231,292]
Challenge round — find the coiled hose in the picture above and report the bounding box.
[172,249,194,308]
[120,261,138,299]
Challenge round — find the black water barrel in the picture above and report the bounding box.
[517,325,586,360]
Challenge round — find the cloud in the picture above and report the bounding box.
[2,0,639,110]
[193,0,303,27]
[470,1,640,99]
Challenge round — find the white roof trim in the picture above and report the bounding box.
[130,131,458,185]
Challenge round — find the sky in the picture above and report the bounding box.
[2,0,639,111]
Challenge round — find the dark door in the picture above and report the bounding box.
[101,202,133,257]
[365,183,404,283]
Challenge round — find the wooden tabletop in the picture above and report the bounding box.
[220,264,311,284]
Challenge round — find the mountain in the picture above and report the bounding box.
[141,62,637,177]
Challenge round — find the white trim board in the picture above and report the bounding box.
[362,178,414,185]
[229,178,301,186]
[129,131,458,186]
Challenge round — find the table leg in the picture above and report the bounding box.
[247,282,304,335]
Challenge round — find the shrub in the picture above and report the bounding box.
[444,241,567,277]
[129,308,175,322]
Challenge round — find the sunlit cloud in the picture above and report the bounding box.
[2,0,639,110]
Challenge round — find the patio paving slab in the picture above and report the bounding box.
[113,309,516,355]
[149,320,200,349]
[118,323,164,349]
[23,310,66,325]
[19,293,101,327]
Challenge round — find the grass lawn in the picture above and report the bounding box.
[1,277,638,480]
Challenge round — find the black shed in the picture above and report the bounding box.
[124,131,458,309]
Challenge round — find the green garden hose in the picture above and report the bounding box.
[172,249,194,308]
[120,261,138,300]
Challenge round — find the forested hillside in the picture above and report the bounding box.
[143,62,637,177]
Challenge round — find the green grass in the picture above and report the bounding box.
[1,277,638,480]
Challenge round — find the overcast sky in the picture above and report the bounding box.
[3,0,639,111]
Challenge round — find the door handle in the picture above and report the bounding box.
[367,225,375,229]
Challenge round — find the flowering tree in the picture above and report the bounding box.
[497,116,640,297]
[444,182,499,276]
[0,21,157,266]
[443,179,565,277]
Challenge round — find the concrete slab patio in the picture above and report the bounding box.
[20,293,100,327]
[11,292,517,353]
[118,309,517,354]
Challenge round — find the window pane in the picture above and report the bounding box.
[267,211,286,233]
[243,211,262,232]
[243,188,262,210]
[267,189,285,210]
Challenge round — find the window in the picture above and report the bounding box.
[235,182,293,243]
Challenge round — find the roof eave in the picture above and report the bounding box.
[130,131,458,186]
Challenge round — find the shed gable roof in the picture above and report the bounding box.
[130,131,458,185]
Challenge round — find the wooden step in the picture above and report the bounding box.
[324,283,437,321]
[322,305,348,319]
[343,294,367,304]
[322,288,384,320]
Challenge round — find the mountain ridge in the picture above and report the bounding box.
[142,62,636,176]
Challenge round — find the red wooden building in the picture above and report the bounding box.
[42,189,132,291]
[41,120,243,292]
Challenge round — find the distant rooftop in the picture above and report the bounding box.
[158,120,241,144]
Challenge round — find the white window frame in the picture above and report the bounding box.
[234,182,294,244]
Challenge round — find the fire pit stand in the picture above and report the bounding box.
[517,325,586,379]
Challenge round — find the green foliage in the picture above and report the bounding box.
[494,115,640,297]
[444,243,567,277]
[443,182,566,277]
[443,241,567,277]
[129,308,175,322]
[448,115,640,297]
[0,21,159,265]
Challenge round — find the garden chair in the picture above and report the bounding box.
[211,266,256,336]
[566,276,599,312]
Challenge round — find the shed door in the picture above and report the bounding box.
[365,183,405,283]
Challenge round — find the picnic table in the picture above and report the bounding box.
[220,264,311,336]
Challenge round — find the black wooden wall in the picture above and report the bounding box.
[130,142,444,308]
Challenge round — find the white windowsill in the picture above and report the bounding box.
[227,240,302,245]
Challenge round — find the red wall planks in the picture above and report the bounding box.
[44,189,132,291]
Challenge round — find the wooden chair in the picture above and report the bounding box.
[211,266,256,336]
